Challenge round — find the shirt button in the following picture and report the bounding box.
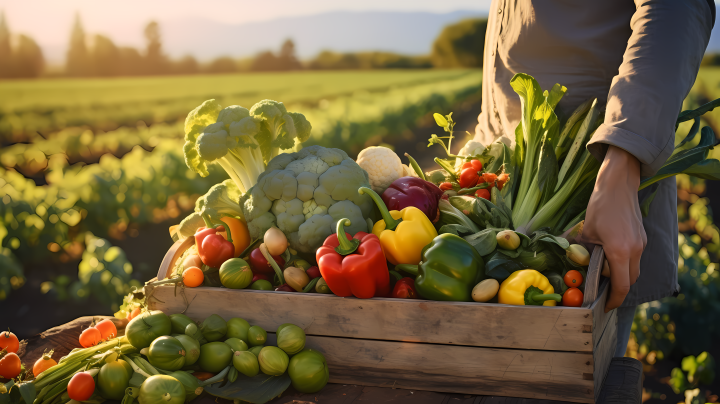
[491,50,495,56]
[498,8,502,14]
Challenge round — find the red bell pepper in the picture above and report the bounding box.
[316,219,390,299]
[391,277,418,299]
[195,212,235,268]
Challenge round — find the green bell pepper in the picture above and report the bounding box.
[396,233,485,301]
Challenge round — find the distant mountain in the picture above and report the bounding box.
[160,10,487,60]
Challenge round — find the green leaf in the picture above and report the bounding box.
[546,271,568,295]
[676,97,720,127]
[479,142,507,174]
[639,127,718,190]
[17,382,36,404]
[463,229,498,256]
[485,251,525,281]
[545,84,568,111]
[555,99,593,159]
[676,117,701,149]
[640,185,660,218]
[438,224,475,236]
[204,373,291,404]
[537,126,559,207]
[683,159,720,181]
[668,367,688,394]
[556,99,599,191]
[128,372,147,388]
[552,177,595,234]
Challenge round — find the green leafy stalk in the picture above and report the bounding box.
[555,99,599,191]
[555,99,593,159]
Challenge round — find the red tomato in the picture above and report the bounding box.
[0,351,21,379]
[182,266,205,287]
[475,189,491,200]
[68,372,96,401]
[459,168,480,188]
[439,182,453,191]
[94,319,118,341]
[127,307,142,321]
[563,288,583,307]
[33,351,57,376]
[79,327,101,348]
[564,270,584,288]
[482,173,497,185]
[0,331,19,353]
[469,160,483,171]
[305,266,321,280]
[461,162,472,170]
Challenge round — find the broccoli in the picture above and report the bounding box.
[177,180,244,239]
[241,145,375,253]
[183,99,312,194]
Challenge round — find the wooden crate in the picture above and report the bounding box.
[146,238,616,404]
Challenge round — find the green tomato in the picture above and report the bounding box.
[172,334,200,366]
[288,349,329,393]
[147,336,186,371]
[219,258,253,289]
[198,342,232,373]
[258,346,289,376]
[117,359,134,378]
[200,314,227,342]
[248,346,263,357]
[98,361,131,400]
[169,314,203,341]
[138,375,185,404]
[247,326,267,347]
[126,310,172,349]
[168,371,203,401]
[226,318,251,343]
[250,280,273,290]
[277,325,305,355]
[224,338,248,352]
[232,351,259,378]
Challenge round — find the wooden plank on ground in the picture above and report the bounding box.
[148,285,596,352]
[293,335,595,404]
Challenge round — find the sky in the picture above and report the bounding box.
[0,0,493,63]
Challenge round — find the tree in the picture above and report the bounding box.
[173,55,199,75]
[66,12,89,76]
[90,34,119,76]
[13,35,44,78]
[144,21,167,74]
[431,18,487,68]
[0,10,11,78]
[118,47,144,76]
[204,56,237,74]
[251,39,302,71]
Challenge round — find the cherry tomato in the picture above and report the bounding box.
[459,168,480,188]
[482,173,497,185]
[305,266,321,280]
[183,266,205,287]
[94,319,117,341]
[127,307,142,321]
[33,351,57,376]
[497,173,509,190]
[68,371,96,401]
[0,331,19,353]
[564,270,584,288]
[0,351,21,379]
[475,189,491,200]
[439,182,453,191]
[469,160,483,171]
[79,327,101,348]
[461,161,472,170]
[563,288,583,307]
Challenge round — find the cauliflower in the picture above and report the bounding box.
[355,146,404,194]
[455,139,486,170]
[241,145,375,253]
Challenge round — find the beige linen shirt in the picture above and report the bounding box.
[475,0,714,306]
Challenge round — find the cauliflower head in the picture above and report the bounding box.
[241,145,375,253]
[355,146,404,194]
[455,139,487,170]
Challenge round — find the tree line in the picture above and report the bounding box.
[0,11,487,79]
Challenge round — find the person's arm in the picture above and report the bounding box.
[583,0,713,312]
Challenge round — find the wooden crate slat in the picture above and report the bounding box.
[148,285,596,352]
[296,335,595,404]
[592,308,618,403]
[589,279,613,349]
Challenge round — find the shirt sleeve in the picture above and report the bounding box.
[587,0,714,177]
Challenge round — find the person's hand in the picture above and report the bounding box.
[579,146,647,312]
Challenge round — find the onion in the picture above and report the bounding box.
[264,227,288,256]
[472,279,499,302]
[496,230,520,250]
[284,267,309,292]
[183,255,203,270]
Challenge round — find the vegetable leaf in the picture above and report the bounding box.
[204,373,291,404]
[556,99,599,191]
[17,382,35,404]
[677,98,720,127]
[537,126,559,207]
[640,184,660,218]
[682,158,720,181]
[438,224,476,237]
[676,117,701,149]
[485,251,525,281]
[464,229,498,256]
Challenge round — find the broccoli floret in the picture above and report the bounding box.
[183,99,312,194]
[177,180,244,239]
[241,145,375,253]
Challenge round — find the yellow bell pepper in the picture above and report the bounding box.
[358,187,437,265]
[498,269,562,306]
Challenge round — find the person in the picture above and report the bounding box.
[472,0,715,357]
